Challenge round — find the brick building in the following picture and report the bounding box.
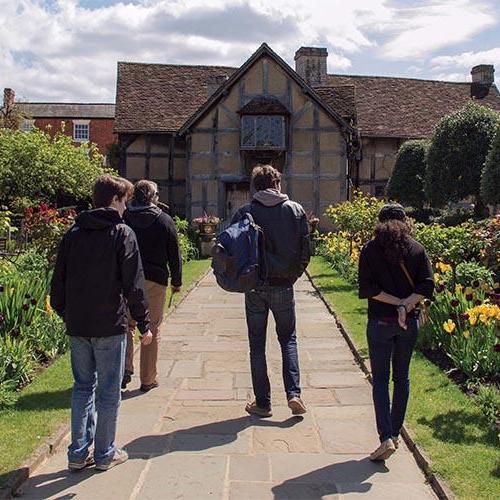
[112,44,500,225]
[2,88,116,158]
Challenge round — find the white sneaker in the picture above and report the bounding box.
[95,448,128,471]
[369,438,396,461]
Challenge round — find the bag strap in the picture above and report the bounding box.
[400,261,415,290]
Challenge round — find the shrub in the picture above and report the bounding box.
[473,384,500,427]
[425,102,499,213]
[174,216,198,263]
[23,204,75,261]
[325,191,385,248]
[449,262,494,289]
[431,207,477,227]
[413,222,484,266]
[317,234,358,284]
[475,216,500,279]
[386,139,429,208]
[481,123,500,206]
[0,127,112,210]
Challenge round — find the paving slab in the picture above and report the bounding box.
[19,271,435,499]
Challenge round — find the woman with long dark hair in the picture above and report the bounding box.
[358,204,434,461]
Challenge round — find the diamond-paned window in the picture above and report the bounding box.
[241,115,285,149]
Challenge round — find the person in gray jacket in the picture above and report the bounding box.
[232,165,311,417]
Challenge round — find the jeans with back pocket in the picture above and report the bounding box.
[68,334,125,465]
[367,317,419,443]
[245,285,301,408]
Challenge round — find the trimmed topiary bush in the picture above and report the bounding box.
[481,123,500,206]
[425,102,499,214]
[386,139,429,208]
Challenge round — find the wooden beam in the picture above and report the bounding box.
[313,107,320,216]
[186,134,193,222]
[145,135,151,179]
[262,58,269,95]
[168,135,175,205]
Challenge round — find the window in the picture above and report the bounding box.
[21,120,34,132]
[73,121,90,142]
[241,115,285,149]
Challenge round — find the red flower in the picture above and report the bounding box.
[450,299,460,308]
[449,311,458,320]
[494,344,500,353]
[31,298,37,306]
[474,299,483,306]
[465,293,473,301]
[22,303,29,311]
[472,279,480,288]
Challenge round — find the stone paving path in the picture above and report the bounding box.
[20,272,435,499]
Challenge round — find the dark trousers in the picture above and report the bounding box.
[245,285,301,408]
[367,318,418,442]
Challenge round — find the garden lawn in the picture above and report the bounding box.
[308,256,500,500]
[0,258,211,488]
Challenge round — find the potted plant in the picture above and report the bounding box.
[193,213,220,235]
[307,214,320,235]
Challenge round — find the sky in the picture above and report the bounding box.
[1,0,500,102]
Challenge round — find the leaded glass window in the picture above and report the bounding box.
[241,115,285,149]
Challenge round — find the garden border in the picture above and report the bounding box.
[0,264,212,499]
[306,269,456,500]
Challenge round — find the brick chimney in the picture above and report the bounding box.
[294,47,328,86]
[470,65,494,99]
[206,75,228,98]
[3,88,15,109]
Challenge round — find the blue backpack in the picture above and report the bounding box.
[211,211,267,293]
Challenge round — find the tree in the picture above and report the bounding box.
[481,123,500,206]
[0,127,112,211]
[386,139,429,208]
[425,102,499,214]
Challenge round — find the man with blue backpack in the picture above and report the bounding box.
[212,165,311,417]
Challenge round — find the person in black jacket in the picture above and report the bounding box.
[358,204,434,462]
[232,165,311,418]
[122,180,182,392]
[51,175,152,472]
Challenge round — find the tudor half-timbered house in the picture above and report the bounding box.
[115,43,500,225]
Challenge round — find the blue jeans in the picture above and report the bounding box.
[68,335,126,464]
[245,285,301,408]
[367,318,418,442]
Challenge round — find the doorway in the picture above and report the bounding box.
[225,182,250,223]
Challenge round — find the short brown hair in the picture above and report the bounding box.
[133,179,158,205]
[251,164,281,191]
[92,175,133,208]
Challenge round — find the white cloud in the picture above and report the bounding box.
[380,0,496,60]
[0,0,497,101]
[431,47,500,69]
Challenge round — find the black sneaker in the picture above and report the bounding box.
[121,371,132,390]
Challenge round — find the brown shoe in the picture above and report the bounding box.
[392,436,400,449]
[369,439,396,461]
[245,401,272,417]
[140,381,159,393]
[68,455,95,471]
[288,396,307,415]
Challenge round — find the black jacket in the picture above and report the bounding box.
[50,208,150,337]
[233,199,311,286]
[123,205,182,287]
[358,237,434,319]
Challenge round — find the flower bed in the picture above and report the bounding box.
[319,193,499,388]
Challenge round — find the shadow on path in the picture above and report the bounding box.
[271,458,389,498]
[125,415,303,456]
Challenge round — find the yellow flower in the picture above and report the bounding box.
[443,319,456,334]
[463,330,470,339]
[436,262,452,273]
[455,284,463,294]
[469,315,478,326]
[45,295,53,315]
[434,273,441,282]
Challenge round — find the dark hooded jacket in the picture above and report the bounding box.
[50,208,150,337]
[233,189,311,286]
[123,205,182,287]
